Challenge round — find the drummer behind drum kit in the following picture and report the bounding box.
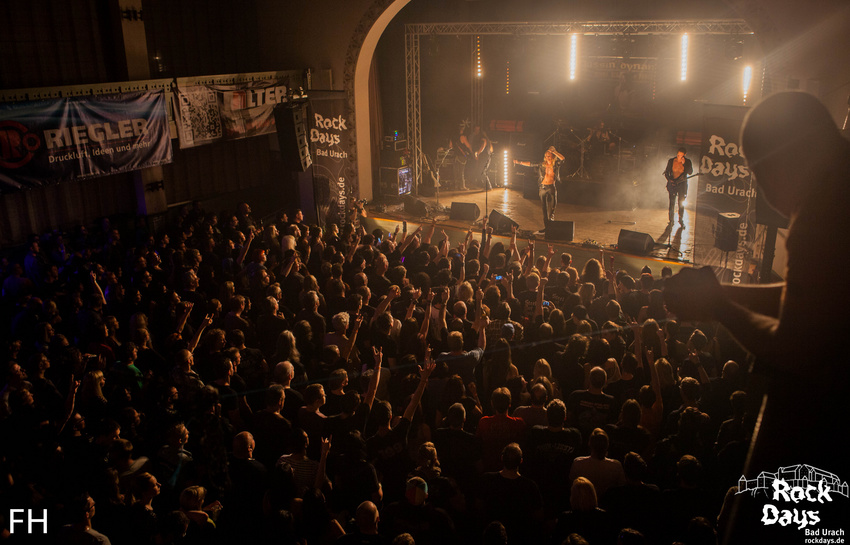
[546,119,639,183]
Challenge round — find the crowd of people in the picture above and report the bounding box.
[0,196,758,545]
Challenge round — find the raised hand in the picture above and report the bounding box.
[420,359,436,380]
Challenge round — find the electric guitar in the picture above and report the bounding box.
[665,172,699,193]
[451,139,471,165]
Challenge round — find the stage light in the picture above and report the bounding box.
[742,65,753,105]
[476,36,482,78]
[569,34,578,81]
[680,33,688,81]
[505,60,510,95]
[503,149,509,187]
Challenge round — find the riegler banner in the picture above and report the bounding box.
[174,72,303,149]
[0,90,172,192]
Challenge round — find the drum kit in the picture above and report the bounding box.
[546,119,638,182]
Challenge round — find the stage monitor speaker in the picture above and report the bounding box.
[274,102,312,172]
[618,229,655,255]
[546,220,574,242]
[450,202,480,222]
[488,209,519,235]
[715,212,740,252]
[404,195,428,217]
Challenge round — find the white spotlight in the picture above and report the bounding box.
[569,34,578,81]
[503,149,509,187]
[680,33,689,81]
[476,36,482,78]
[742,65,753,105]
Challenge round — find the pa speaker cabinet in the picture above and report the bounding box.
[618,229,655,255]
[488,209,519,235]
[450,202,480,222]
[546,220,574,242]
[403,195,428,217]
[715,212,740,252]
[274,102,312,172]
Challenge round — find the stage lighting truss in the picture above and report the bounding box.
[404,20,752,193]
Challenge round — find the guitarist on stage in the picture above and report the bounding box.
[664,147,693,226]
[449,124,472,190]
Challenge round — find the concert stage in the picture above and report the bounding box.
[362,182,705,277]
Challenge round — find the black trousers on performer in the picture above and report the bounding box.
[539,183,557,228]
[475,154,492,189]
[668,183,686,222]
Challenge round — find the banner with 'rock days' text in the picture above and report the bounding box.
[309,91,356,228]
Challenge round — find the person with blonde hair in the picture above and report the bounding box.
[179,485,221,539]
[551,477,617,545]
[78,370,108,421]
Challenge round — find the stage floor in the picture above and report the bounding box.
[361,181,711,279]
[369,182,697,262]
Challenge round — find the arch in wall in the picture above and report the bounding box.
[344,0,410,202]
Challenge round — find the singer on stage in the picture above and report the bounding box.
[515,146,564,233]
[664,147,693,226]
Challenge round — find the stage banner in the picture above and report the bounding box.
[308,91,356,228]
[0,90,172,192]
[585,57,656,120]
[174,72,303,149]
[694,104,757,283]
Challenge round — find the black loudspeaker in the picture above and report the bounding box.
[450,202,480,222]
[488,209,519,235]
[715,212,740,252]
[404,195,428,217]
[618,229,655,254]
[546,220,574,242]
[274,103,312,172]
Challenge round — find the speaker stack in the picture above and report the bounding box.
[274,102,312,172]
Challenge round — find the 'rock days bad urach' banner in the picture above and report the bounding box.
[695,104,756,282]
[0,90,172,192]
[308,91,355,228]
